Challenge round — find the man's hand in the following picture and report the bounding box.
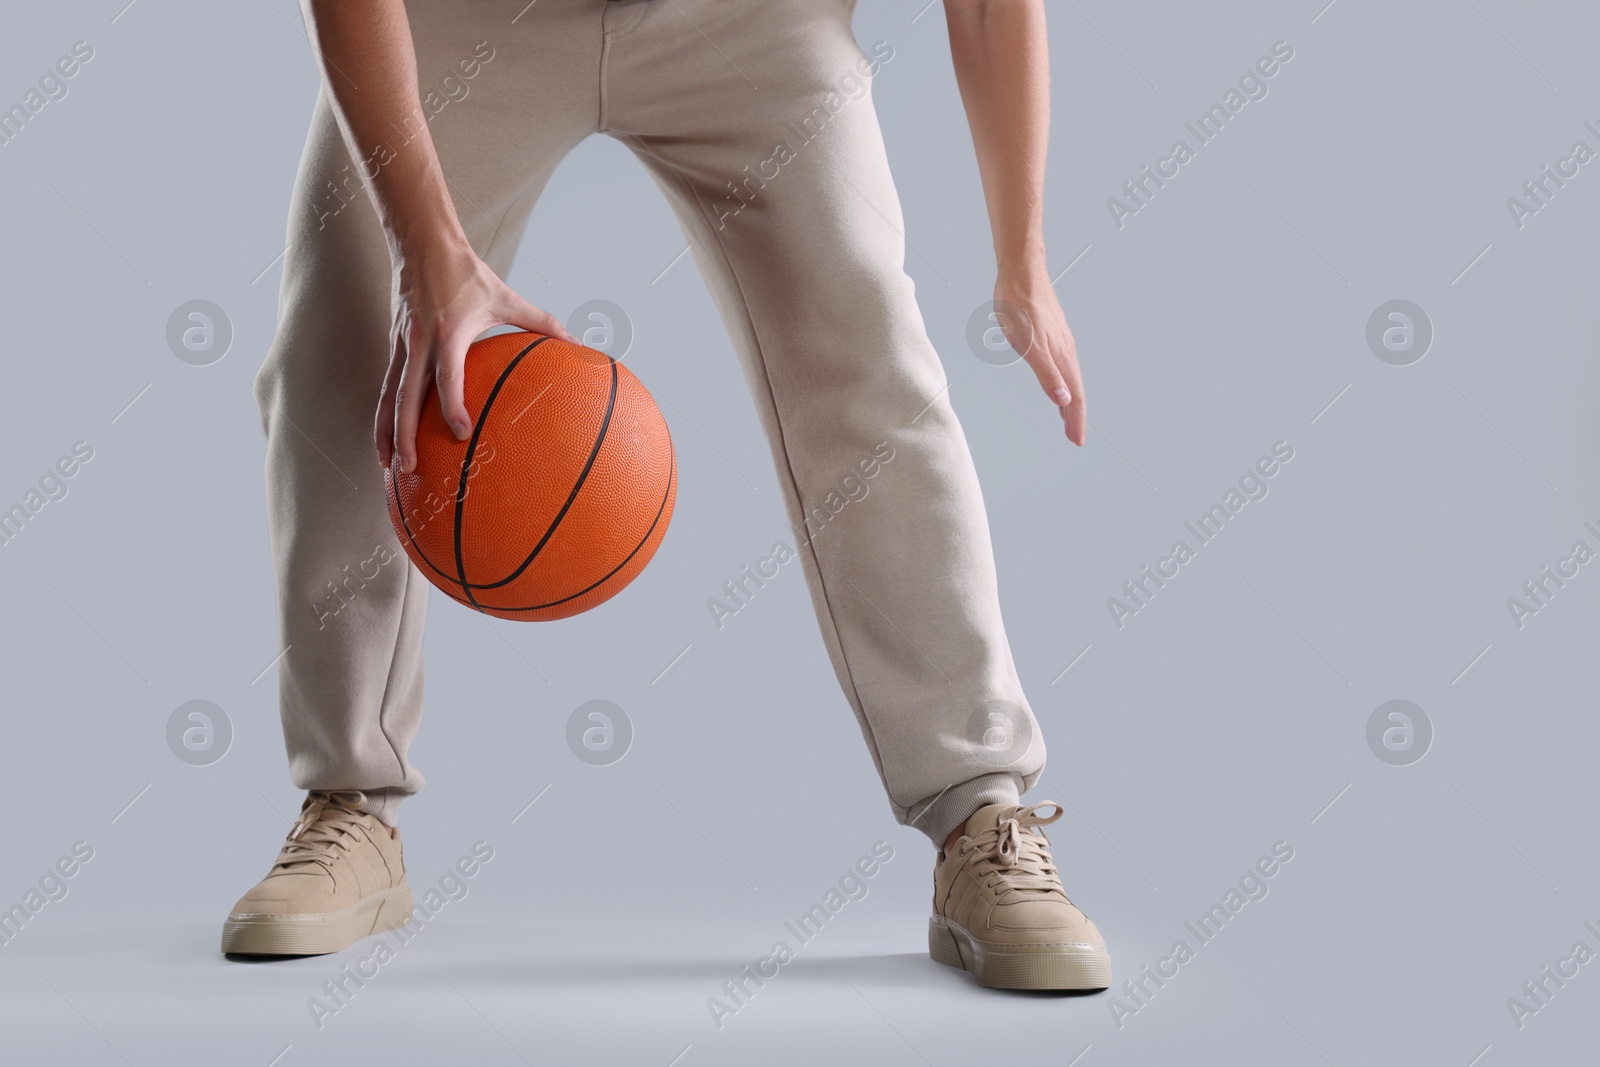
[994,271,1086,446]
[377,239,573,473]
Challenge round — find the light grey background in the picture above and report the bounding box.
[2,0,1597,1064]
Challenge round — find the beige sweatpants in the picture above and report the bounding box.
[253,0,1044,844]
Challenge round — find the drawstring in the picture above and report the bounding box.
[274,790,373,877]
[962,803,1067,897]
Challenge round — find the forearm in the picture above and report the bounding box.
[945,0,1050,281]
[302,0,466,260]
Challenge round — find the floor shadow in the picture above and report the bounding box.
[120,924,1106,999]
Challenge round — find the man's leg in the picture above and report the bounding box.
[604,0,1110,992]
[232,1,608,956]
[603,0,1041,847]
[251,2,601,825]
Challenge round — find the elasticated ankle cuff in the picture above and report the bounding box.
[353,787,408,828]
[910,771,1021,848]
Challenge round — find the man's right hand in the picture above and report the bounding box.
[376,238,574,474]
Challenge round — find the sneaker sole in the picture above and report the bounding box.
[929,915,1111,991]
[221,884,414,956]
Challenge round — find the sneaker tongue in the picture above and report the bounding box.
[277,790,370,872]
[962,802,1022,837]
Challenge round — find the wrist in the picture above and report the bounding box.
[382,179,472,266]
[995,255,1051,295]
[389,223,475,276]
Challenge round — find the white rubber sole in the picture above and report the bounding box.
[221,884,414,956]
[930,915,1112,991]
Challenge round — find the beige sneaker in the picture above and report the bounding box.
[930,801,1112,990]
[221,790,412,956]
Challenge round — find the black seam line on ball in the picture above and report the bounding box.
[451,335,553,610]
[462,355,618,592]
[474,449,674,613]
[394,459,464,592]
[397,335,550,592]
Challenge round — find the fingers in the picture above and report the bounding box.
[433,328,473,442]
[383,273,590,475]
[440,286,573,443]
[1022,329,1087,447]
[1060,368,1087,447]
[1048,338,1087,447]
[1000,297,1072,408]
[376,331,404,469]
[501,289,576,344]
[391,331,432,475]
[1024,349,1073,410]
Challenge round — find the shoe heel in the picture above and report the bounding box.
[928,917,965,970]
[370,886,415,935]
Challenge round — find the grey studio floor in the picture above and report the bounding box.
[4,1,1600,1065]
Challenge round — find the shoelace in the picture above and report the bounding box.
[273,790,374,878]
[962,802,1068,899]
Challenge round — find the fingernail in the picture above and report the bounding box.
[451,420,470,439]
[1051,387,1071,406]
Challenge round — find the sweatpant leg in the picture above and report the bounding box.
[603,0,1042,845]
[252,1,604,824]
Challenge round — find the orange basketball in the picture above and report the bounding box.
[385,331,676,621]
